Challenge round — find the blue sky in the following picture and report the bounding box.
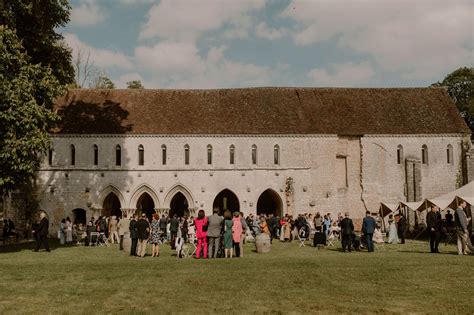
[63,0,472,89]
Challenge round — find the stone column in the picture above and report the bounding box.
[188,207,198,216]
[157,208,170,216]
[89,208,101,221]
[121,208,135,217]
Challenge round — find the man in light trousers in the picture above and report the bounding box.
[207,209,223,258]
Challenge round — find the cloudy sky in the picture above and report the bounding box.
[63,0,472,89]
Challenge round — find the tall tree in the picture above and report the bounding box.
[0,0,74,85]
[0,27,63,193]
[73,49,95,88]
[432,67,474,133]
[127,80,144,89]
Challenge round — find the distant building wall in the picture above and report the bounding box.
[27,134,464,233]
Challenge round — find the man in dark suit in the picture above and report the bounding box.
[340,212,354,253]
[136,214,150,258]
[207,209,223,258]
[362,211,376,252]
[129,214,138,256]
[169,215,179,249]
[398,213,407,244]
[426,205,441,253]
[33,212,50,252]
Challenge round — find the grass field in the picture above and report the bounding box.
[0,238,473,314]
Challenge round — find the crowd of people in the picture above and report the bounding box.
[7,200,473,257]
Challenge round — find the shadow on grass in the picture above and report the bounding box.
[0,239,74,253]
[396,249,459,255]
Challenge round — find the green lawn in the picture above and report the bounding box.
[0,239,473,314]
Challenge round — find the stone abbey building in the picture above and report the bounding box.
[22,88,472,227]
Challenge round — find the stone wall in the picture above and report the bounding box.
[467,143,474,183]
[26,133,465,233]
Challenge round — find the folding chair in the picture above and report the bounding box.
[89,232,100,246]
[327,231,336,247]
[298,233,306,247]
[298,226,309,247]
[182,241,197,258]
[98,232,109,247]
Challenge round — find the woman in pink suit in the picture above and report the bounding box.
[194,210,208,259]
[232,212,243,257]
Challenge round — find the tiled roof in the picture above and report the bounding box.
[52,87,470,135]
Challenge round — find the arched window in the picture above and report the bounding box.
[116,145,121,166]
[252,144,257,165]
[138,144,144,166]
[162,145,167,165]
[48,148,53,166]
[447,144,453,164]
[70,145,75,166]
[229,145,235,165]
[397,145,404,165]
[184,144,190,165]
[274,144,280,165]
[207,144,212,165]
[93,145,98,166]
[421,145,428,164]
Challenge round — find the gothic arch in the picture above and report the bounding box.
[129,184,161,209]
[212,188,240,215]
[163,184,195,209]
[96,184,126,209]
[256,188,283,217]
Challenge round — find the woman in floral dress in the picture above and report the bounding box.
[150,213,160,257]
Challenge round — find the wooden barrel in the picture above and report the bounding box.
[255,233,271,253]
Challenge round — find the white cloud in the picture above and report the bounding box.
[139,0,265,41]
[70,0,106,27]
[135,42,274,88]
[282,0,472,81]
[65,33,133,70]
[135,41,206,78]
[307,62,375,87]
[255,22,286,40]
[222,15,254,39]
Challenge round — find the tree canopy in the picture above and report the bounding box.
[0,27,64,193]
[0,0,74,85]
[432,67,473,133]
[127,80,144,89]
[0,0,73,193]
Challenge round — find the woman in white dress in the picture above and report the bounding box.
[58,219,66,244]
[373,227,384,243]
[387,215,399,244]
[65,217,73,244]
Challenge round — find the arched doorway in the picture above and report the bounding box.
[213,189,240,215]
[72,208,87,225]
[257,189,283,217]
[102,192,122,218]
[136,192,155,221]
[169,192,189,218]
